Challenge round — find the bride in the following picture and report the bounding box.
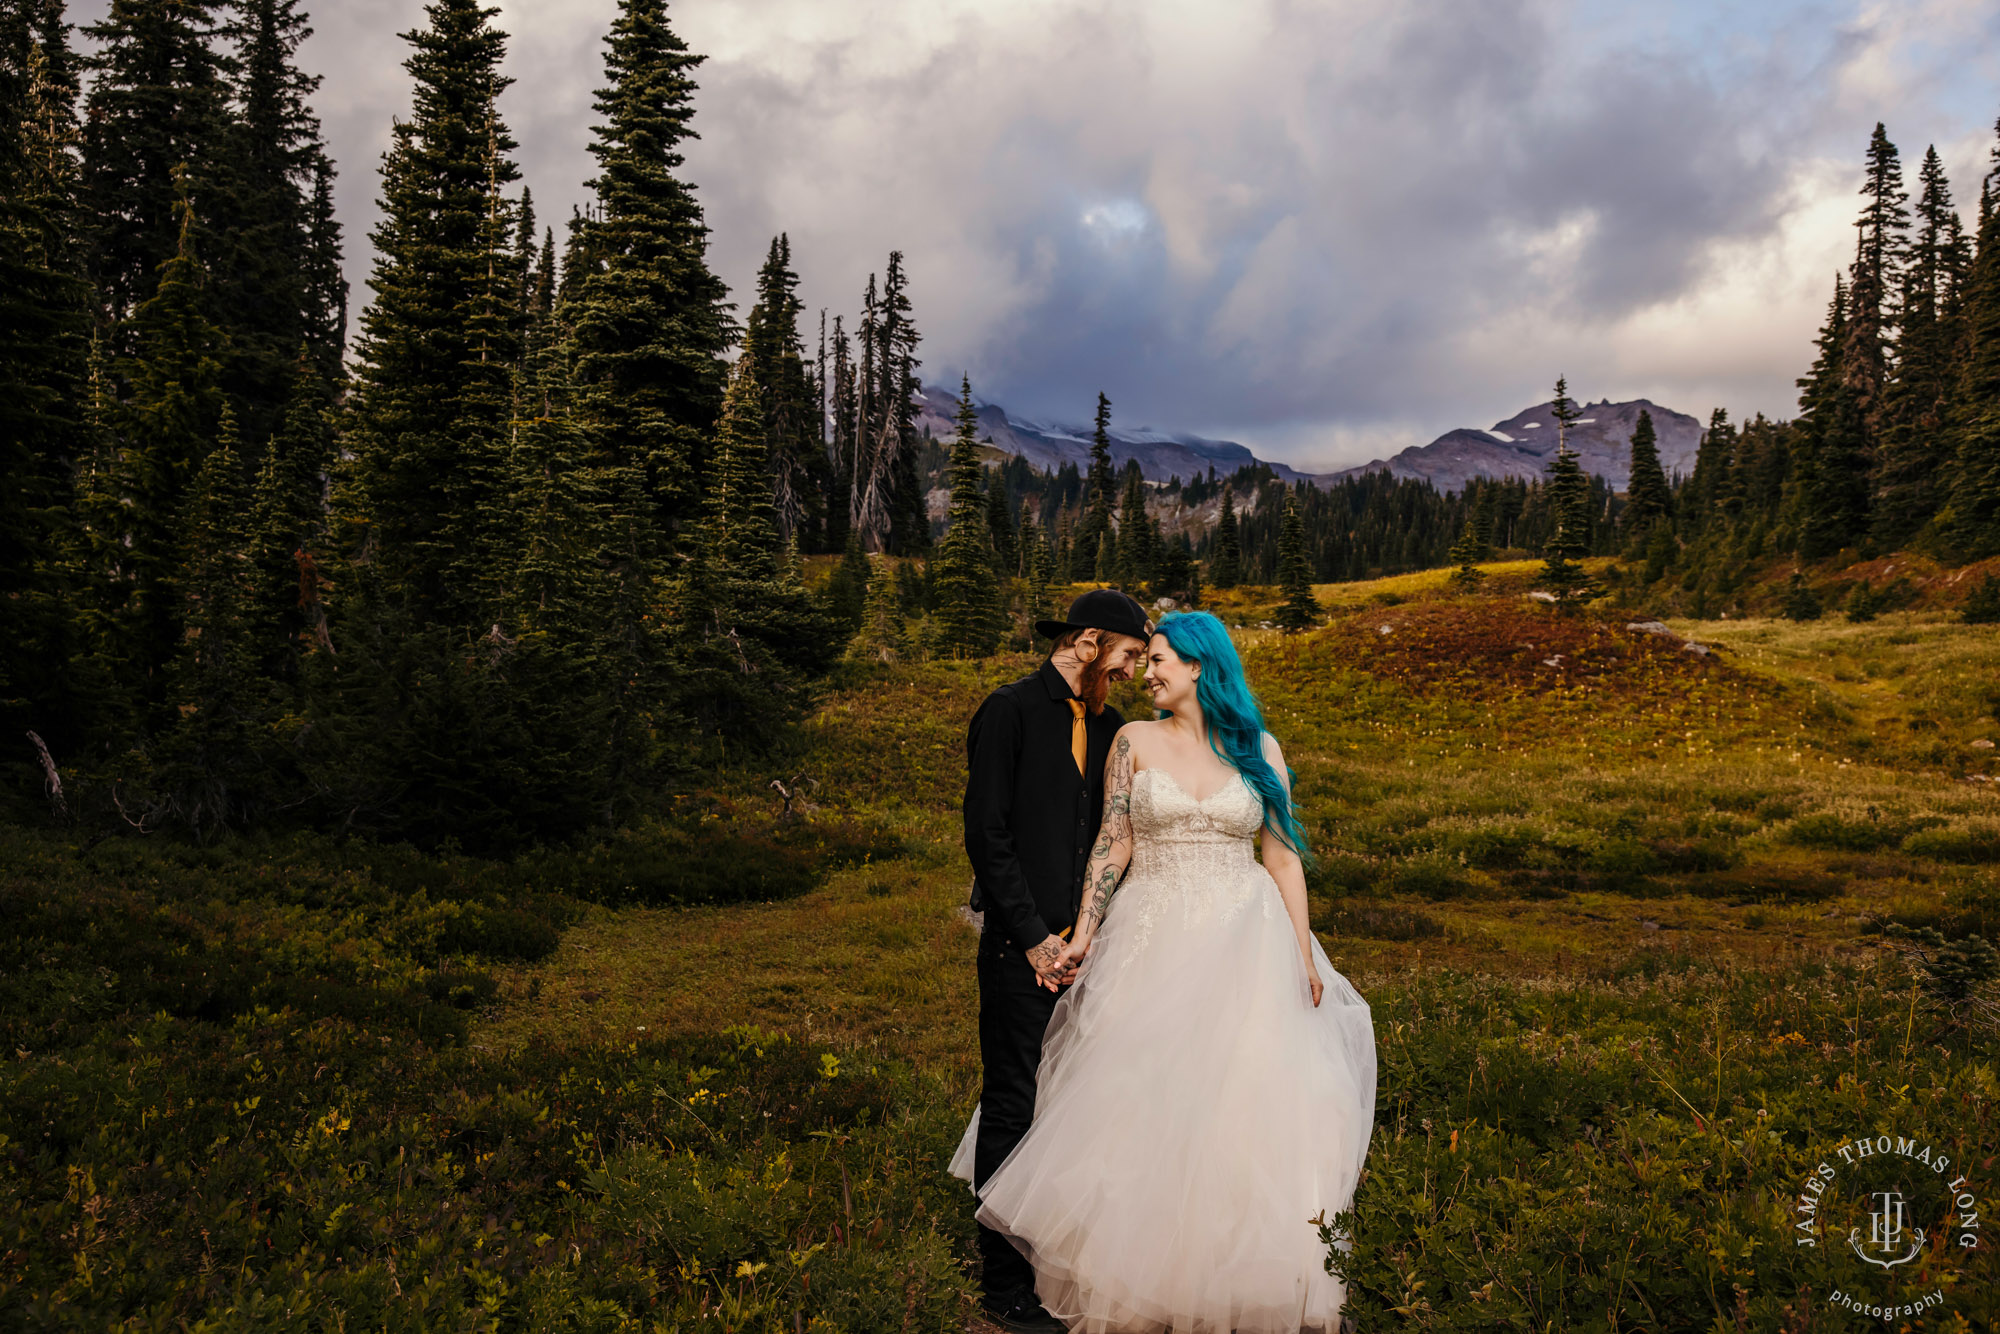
[951,610,1377,1333]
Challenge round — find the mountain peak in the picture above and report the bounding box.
[914,385,1702,494]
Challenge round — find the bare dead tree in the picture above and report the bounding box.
[25,731,68,821]
[769,773,819,820]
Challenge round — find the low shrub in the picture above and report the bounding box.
[1903,822,2000,864]
[1389,853,1486,901]
[1784,808,1941,852]
[1305,850,1381,897]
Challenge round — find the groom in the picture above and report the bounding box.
[963,588,1152,1332]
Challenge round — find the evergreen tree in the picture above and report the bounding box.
[1447,521,1486,588]
[1210,484,1242,587]
[985,473,1018,576]
[1794,274,1872,558]
[1539,376,1600,608]
[742,234,825,546]
[1962,574,2000,624]
[1621,408,1672,534]
[342,0,521,625]
[216,0,344,444]
[298,153,345,380]
[1684,408,1736,535]
[1782,571,1823,621]
[158,409,258,831]
[822,530,870,632]
[569,0,732,529]
[1073,392,1116,579]
[245,355,332,680]
[79,0,234,339]
[1940,119,2000,559]
[847,555,906,662]
[670,360,836,744]
[114,183,228,694]
[879,252,927,555]
[1843,123,1909,437]
[1115,463,1151,587]
[1874,144,1967,547]
[1843,579,1882,623]
[1273,488,1320,632]
[927,375,1001,657]
[0,0,91,751]
[1018,512,1053,627]
[827,313,853,549]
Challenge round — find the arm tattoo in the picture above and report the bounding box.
[1081,733,1137,928]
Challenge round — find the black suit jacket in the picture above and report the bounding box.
[963,660,1126,950]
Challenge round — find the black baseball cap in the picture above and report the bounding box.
[1035,589,1153,643]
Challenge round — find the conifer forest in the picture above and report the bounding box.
[4,3,2000,1328]
[6,0,1999,845]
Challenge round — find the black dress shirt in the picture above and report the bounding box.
[963,660,1127,949]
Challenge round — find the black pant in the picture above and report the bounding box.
[975,931,1064,1301]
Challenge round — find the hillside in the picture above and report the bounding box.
[8,582,1998,1329]
[915,385,1701,494]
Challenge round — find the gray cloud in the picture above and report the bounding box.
[66,0,2000,468]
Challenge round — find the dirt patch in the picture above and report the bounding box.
[1301,599,1742,698]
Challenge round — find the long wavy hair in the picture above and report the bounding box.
[1152,612,1313,864]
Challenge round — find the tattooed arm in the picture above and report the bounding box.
[1062,725,1141,969]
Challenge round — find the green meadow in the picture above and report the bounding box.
[6,568,1998,1331]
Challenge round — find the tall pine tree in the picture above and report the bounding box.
[569,0,732,530]
[342,0,521,625]
[1115,462,1152,588]
[157,408,260,831]
[1273,489,1320,632]
[741,234,826,547]
[1209,484,1242,587]
[80,0,234,341]
[1874,145,1968,548]
[1941,117,2000,559]
[928,375,1001,657]
[1842,123,1909,440]
[215,0,344,444]
[1793,274,1871,558]
[1539,376,1599,607]
[1621,408,1672,535]
[0,0,91,753]
[1072,391,1116,579]
[111,183,228,699]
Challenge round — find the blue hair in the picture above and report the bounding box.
[1152,611,1313,865]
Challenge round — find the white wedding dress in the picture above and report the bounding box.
[950,767,1377,1333]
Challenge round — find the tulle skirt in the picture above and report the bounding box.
[950,863,1376,1333]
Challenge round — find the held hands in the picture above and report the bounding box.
[1027,933,1092,991]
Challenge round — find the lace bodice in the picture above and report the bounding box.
[1115,768,1276,962]
[1129,768,1265,868]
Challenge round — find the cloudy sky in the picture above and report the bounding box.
[78,0,2000,469]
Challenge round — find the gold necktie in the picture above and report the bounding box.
[1067,699,1087,778]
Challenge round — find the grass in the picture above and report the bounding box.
[7,580,1999,1330]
